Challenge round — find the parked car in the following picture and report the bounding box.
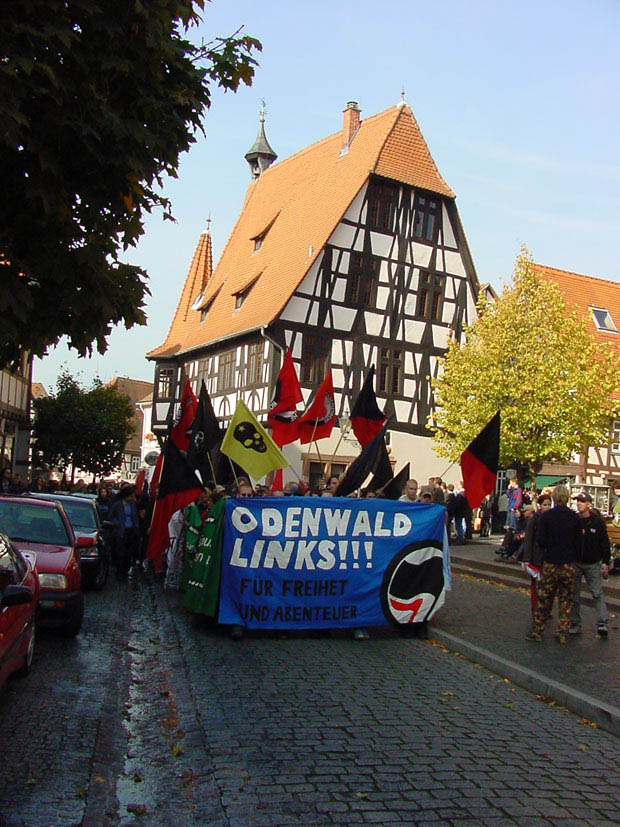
[0,532,39,687]
[0,497,84,636]
[28,493,110,590]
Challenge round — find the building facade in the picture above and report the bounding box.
[148,101,481,486]
[0,352,32,479]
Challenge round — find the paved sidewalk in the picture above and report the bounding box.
[429,535,620,736]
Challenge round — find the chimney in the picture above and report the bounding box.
[342,101,361,148]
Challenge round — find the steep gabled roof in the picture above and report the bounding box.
[149,104,454,359]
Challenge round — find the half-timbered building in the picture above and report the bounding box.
[148,100,481,486]
[533,264,620,509]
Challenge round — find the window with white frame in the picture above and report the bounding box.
[590,307,618,333]
[611,419,620,455]
[130,455,140,473]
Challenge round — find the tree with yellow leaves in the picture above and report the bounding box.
[430,250,619,487]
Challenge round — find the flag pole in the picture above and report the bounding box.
[228,457,239,490]
[438,460,456,479]
[206,451,217,486]
[322,419,352,484]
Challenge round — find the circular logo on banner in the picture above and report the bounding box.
[380,540,445,626]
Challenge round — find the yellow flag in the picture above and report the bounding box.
[220,399,289,480]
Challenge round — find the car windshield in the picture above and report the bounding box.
[0,501,71,546]
[58,500,97,532]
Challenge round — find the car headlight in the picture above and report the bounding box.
[38,573,68,590]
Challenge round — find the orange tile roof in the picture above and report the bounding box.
[534,263,620,401]
[533,263,620,345]
[149,104,455,359]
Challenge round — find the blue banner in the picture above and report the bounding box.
[218,497,448,630]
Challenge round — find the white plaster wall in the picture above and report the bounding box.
[444,251,466,277]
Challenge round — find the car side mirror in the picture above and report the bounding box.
[2,584,33,608]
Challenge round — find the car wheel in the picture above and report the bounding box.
[89,556,109,591]
[16,620,35,678]
[61,593,84,637]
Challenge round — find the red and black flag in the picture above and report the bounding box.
[350,366,386,447]
[298,372,336,444]
[187,381,222,483]
[147,439,203,572]
[336,419,391,497]
[380,463,411,500]
[460,411,500,509]
[267,348,303,447]
[170,377,198,452]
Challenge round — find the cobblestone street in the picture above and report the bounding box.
[1,572,620,825]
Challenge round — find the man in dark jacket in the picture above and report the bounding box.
[569,492,611,638]
[526,484,581,644]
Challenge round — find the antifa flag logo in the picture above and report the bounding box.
[308,392,335,426]
[193,430,205,450]
[233,421,267,453]
[380,540,445,625]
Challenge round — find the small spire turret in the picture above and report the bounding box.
[245,100,278,180]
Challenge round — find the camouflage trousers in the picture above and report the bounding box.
[531,562,576,638]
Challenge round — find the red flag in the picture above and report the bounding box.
[267,348,303,446]
[271,469,283,493]
[135,468,146,495]
[460,411,500,509]
[350,366,386,447]
[147,439,203,572]
[297,372,336,444]
[170,378,197,452]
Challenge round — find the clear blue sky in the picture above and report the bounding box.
[33,0,620,391]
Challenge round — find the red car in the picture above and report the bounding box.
[0,532,39,688]
[0,497,84,636]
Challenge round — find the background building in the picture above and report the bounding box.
[0,353,32,480]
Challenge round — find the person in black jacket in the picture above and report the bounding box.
[569,492,611,638]
[526,484,581,644]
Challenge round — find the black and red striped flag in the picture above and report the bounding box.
[350,366,386,447]
[460,411,500,509]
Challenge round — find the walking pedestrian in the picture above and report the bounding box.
[520,493,552,617]
[569,492,611,639]
[526,484,581,644]
[109,484,140,580]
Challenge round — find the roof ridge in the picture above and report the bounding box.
[534,262,620,288]
[257,105,399,181]
[370,106,404,174]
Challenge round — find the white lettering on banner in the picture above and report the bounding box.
[285,507,302,537]
[232,507,258,534]
[323,509,352,536]
[262,508,283,536]
[293,540,316,570]
[351,510,372,537]
[230,505,415,540]
[264,540,295,569]
[230,538,248,567]
[316,540,336,569]
[394,513,412,536]
[301,508,321,537]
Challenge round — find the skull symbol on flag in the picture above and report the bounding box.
[233,421,267,453]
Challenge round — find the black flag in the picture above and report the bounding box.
[380,463,410,500]
[187,381,222,483]
[367,442,393,491]
[460,411,500,509]
[336,420,391,497]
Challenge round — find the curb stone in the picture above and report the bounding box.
[429,628,620,738]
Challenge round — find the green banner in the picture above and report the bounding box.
[182,497,225,616]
